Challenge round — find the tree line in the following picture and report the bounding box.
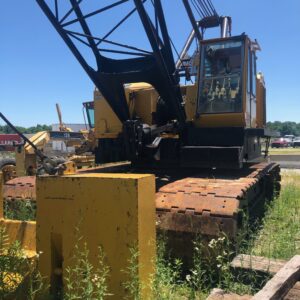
[0,124,51,134]
[0,121,299,137]
[267,121,300,137]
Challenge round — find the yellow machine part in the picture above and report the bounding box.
[24,131,50,155]
[0,219,36,259]
[256,73,266,128]
[1,172,36,256]
[69,154,95,168]
[15,131,50,177]
[93,38,267,134]
[0,172,3,218]
[37,173,156,299]
[94,89,123,137]
[125,82,158,125]
[94,83,158,139]
[15,150,36,177]
[94,81,265,141]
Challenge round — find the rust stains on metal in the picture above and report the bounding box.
[156,162,280,238]
[3,176,36,201]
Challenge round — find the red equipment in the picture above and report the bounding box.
[0,134,22,151]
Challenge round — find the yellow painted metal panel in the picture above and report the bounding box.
[94,89,123,138]
[25,131,50,154]
[15,150,37,177]
[15,148,26,177]
[137,177,156,298]
[0,219,36,258]
[185,85,198,121]
[0,172,3,218]
[256,74,266,128]
[94,78,248,134]
[193,112,245,128]
[70,173,153,179]
[94,83,157,140]
[127,87,158,126]
[37,173,156,299]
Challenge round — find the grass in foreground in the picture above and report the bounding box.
[269,147,300,155]
[250,171,300,259]
[0,226,47,299]
[1,170,300,299]
[4,200,36,221]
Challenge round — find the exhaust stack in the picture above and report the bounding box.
[220,16,232,38]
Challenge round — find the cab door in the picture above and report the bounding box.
[247,46,257,128]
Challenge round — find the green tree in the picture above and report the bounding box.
[266,121,300,136]
[0,124,51,134]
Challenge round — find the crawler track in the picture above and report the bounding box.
[154,162,280,263]
[156,162,280,239]
[3,176,36,201]
[2,162,280,258]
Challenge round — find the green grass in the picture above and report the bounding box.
[0,225,47,299]
[250,171,300,259]
[1,170,300,299]
[160,170,300,298]
[150,236,208,300]
[269,147,300,155]
[4,200,36,221]
[64,241,110,300]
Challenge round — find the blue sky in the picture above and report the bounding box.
[0,0,299,127]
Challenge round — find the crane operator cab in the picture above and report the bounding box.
[194,35,263,128]
[199,39,243,114]
[181,34,267,169]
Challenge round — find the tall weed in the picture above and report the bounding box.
[251,179,300,259]
[64,235,110,300]
[0,225,47,299]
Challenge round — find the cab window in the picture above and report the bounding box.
[84,102,95,128]
[198,40,244,114]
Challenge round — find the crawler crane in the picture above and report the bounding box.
[37,0,280,256]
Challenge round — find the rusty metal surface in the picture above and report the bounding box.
[156,162,280,237]
[1,164,16,183]
[3,176,36,201]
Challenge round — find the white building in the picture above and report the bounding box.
[51,123,87,132]
[50,124,87,154]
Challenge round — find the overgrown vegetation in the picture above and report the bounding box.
[48,223,111,300]
[64,240,110,300]
[251,171,300,260]
[122,245,141,299]
[4,200,36,221]
[146,171,300,298]
[1,171,300,299]
[150,236,205,300]
[0,225,47,299]
[148,233,269,299]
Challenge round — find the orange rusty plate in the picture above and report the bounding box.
[3,176,36,201]
[155,162,280,237]
[156,212,237,237]
[156,192,240,217]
